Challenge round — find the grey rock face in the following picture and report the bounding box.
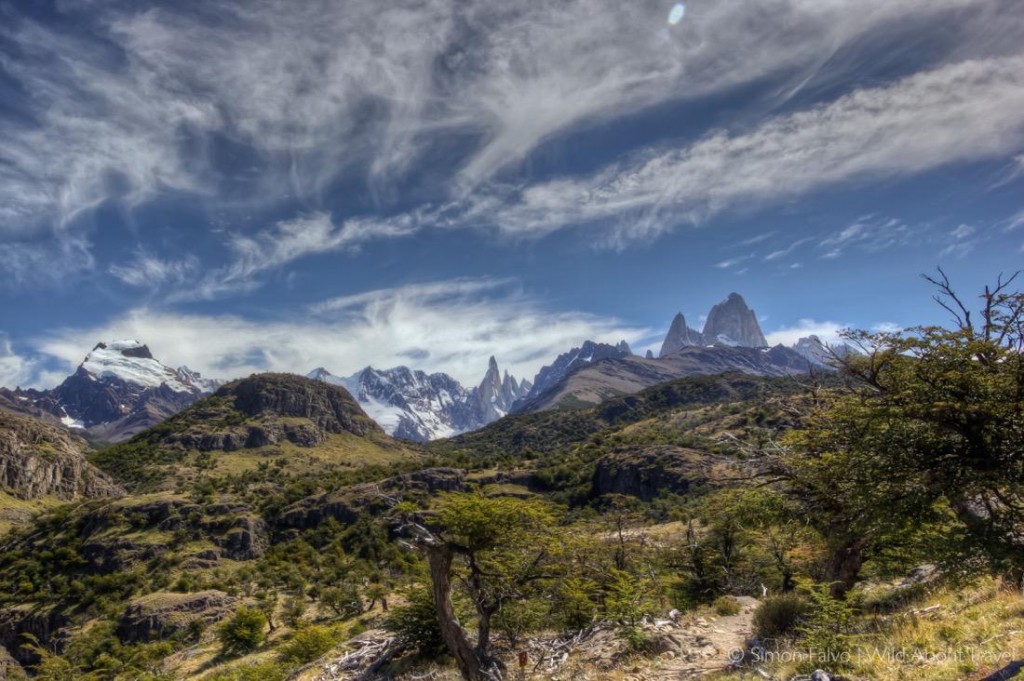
[659,313,706,356]
[592,447,712,501]
[116,590,238,643]
[701,293,768,347]
[278,467,467,530]
[515,340,633,410]
[0,412,123,501]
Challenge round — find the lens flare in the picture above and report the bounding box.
[668,2,686,25]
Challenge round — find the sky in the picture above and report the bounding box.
[0,0,1022,389]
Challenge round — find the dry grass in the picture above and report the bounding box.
[736,578,1024,681]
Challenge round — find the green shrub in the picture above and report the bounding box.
[205,662,288,681]
[713,596,742,616]
[618,626,653,654]
[752,594,809,641]
[797,584,854,671]
[383,589,447,659]
[493,600,545,648]
[217,608,267,656]
[278,625,340,665]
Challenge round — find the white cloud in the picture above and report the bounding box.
[950,224,976,240]
[715,255,753,270]
[475,55,1024,241]
[0,335,39,390]
[817,216,916,260]
[170,212,423,301]
[33,278,648,387]
[109,252,199,288]
[766,319,850,347]
[764,237,813,262]
[0,0,1006,240]
[0,235,95,289]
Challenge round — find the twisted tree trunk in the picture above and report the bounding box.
[425,545,502,680]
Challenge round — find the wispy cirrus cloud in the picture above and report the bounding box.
[109,252,199,288]
[473,55,1024,242]
[159,212,423,300]
[33,277,648,386]
[0,0,1007,237]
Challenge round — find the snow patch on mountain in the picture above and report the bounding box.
[81,341,193,392]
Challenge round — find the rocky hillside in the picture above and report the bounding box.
[659,293,769,355]
[0,411,122,502]
[514,344,817,413]
[89,373,409,493]
[0,411,123,533]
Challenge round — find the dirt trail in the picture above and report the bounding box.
[646,595,758,680]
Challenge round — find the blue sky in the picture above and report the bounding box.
[1,0,1022,388]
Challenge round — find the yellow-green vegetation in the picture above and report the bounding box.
[0,279,1021,680]
[740,578,1024,681]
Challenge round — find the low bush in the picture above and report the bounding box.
[217,608,268,656]
[713,596,742,616]
[752,594,809,641]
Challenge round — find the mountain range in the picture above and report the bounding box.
[0,293,851,443]
[0,341,221,443]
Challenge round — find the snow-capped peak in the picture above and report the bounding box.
[81,340,193,393]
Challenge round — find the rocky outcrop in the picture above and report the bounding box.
[659,313,705,357]
[160,374,383,453]
[515,345,814,414]
[472,357,530,424]
[0,412,123,501]
[116,590,238,643]
[0,606,71,667]
[227,373,381,438]
[702,293,768,348]
[279,467,467,530]
[592,447,716,501]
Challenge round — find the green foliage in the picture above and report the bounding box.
[554,576,599,630]
[713,596,742,616]
[278,625,342,664]
[493,599,545,647]
[604,568,657,627]
[384,588,448,659]
[281,595,307,628]
[321,584,363,618]
[797,583,855,669]
[217,608,268,656]
[784,274,1024,584]
[205,662,289,681]
[752,594,810,641]
[617,626,653,654]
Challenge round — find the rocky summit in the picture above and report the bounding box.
[659,293,769,356]
[309,357,530,442]
[702,293,769,347]
[0,340,220,443]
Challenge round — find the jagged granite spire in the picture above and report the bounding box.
[659,313,705,357]
[702,293,768,348]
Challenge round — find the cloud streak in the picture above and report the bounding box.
[475,55,1024,241]
[32,277,648,386]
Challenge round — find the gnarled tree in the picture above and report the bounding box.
[399,494,560,681]
[778,270,1024,592]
